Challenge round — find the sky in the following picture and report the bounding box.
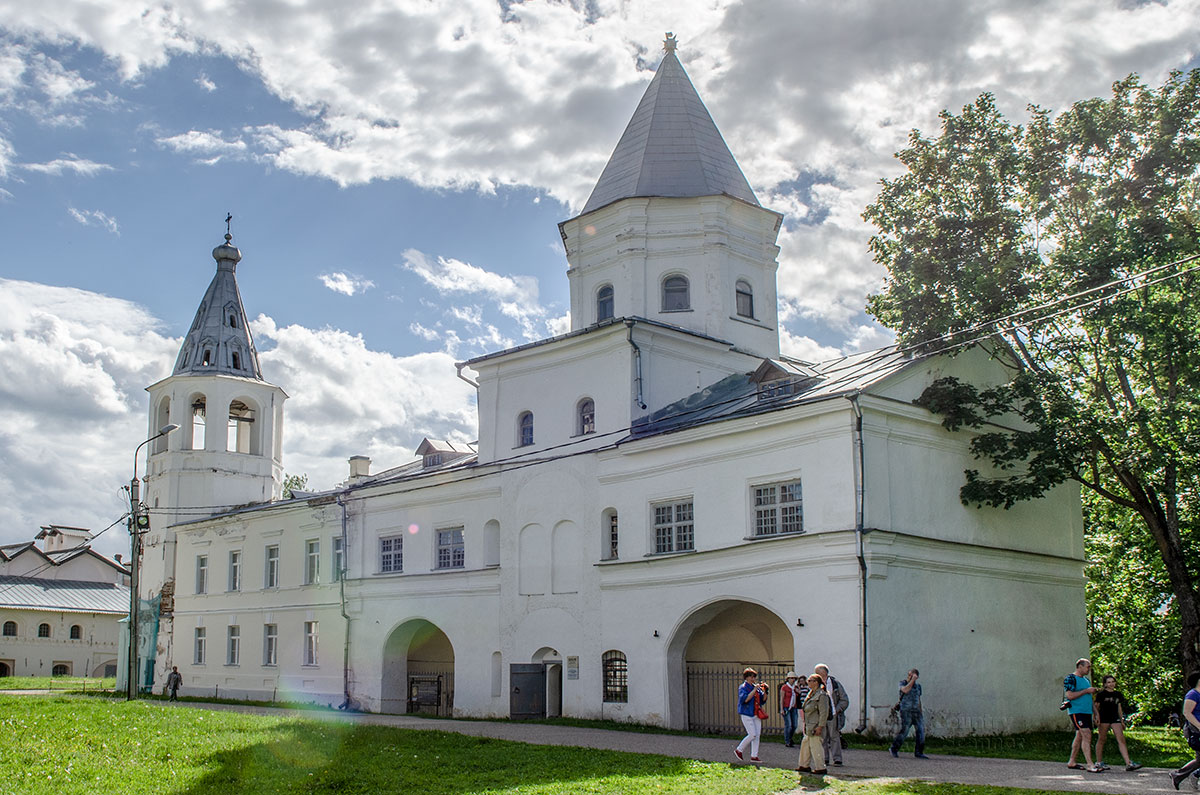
[0,0,1197,558]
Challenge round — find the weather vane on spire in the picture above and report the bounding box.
[664,32,677,53]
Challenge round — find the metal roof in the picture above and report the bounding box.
[0,575,130,614]
[579,39,759,215]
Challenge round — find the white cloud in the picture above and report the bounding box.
[29,52,93,104]
[156,129,247,159]
[195,72,216,92]
[67,207,120,235]
[319,271,375,296]
[20,154,114,177]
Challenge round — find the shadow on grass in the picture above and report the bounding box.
[179,723,768,795]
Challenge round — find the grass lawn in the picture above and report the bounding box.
[0,695,1087,795]
[0,676,115,691]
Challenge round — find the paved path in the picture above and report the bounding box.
[146,700,1187,793]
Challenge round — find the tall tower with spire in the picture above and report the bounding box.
[140,229,287,625]
[559,33,783,359]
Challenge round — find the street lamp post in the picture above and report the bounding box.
[127,423,179,701]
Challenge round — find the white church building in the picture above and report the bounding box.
[137,35,1087,735]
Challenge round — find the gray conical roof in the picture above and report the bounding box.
[580,36,759,215]
[172,234,264,379]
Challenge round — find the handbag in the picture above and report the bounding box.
[753,688,768,721]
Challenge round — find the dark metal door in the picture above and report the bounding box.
[510,663,546,719]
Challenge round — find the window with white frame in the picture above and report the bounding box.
[753,479,803,536]
[437,527,465,569]
[735,279,754,318]
[194,626,206,664]
[332,537,344,582]
[263,624,277,666]
[518,411,534,447]
[578,398,595,436]
[653,500,694,553]
[265,545,279,588]
[228,550,241,591]
[661,275,690,311]
[195,554,208,594]
[380,535,403,573]
[304,539,320,585]
[603,509,619,560]
[602,650,628,702]
[226,625,240,665]
[303,621,318,666]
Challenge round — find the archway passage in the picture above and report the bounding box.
[381,620,454,716]
[0,661,10,677]
[667,600,793,734]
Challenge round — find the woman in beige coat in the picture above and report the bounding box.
[798,674,830,775]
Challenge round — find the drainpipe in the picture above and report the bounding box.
[848,393,868,733]
[337,494,354,710]
[624,320,648,411]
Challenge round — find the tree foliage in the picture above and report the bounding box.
[282,472,309,500]
[864,70,1200,682]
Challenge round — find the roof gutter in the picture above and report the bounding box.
[455,362,479,389]
[848,392,868,734]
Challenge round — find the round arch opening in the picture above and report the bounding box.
[381,619,455,716]
[665,600,794,733]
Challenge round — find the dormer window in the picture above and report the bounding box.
[231,352,241,370]
[662,275,690,312]
[229,315,237,329]
[597,285,614,322]
[578,398,595,435]
[518,411,534,447]
[202,349,212,366]
[735,280,754,318]
[423,453,443,468]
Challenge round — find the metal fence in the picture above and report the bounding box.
[686,662,793,735]
[407,665,454,716]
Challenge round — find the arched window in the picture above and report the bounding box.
[662,275,690,312]
[52,664,70,676]
[518,412,534,447]
[229,314,238,329]
[578,399,595,435]
[227,399,258,454]
[735,279,754,318]
[38,623,51,638]
[153,397,171,454]
[602,508,618,560]
[69,624,82,640]
[602,650,628,703]
[2,621,16,636]
[188,394,207,450]
[596,285,614,322]
[231,351,241,370]
[201,349,213,366]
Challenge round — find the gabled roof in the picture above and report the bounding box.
[172,232,264,380]
[0,575,129,614]
[415,439,476,456]
[579,34,759,215]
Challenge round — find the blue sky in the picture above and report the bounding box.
[1,0,1197,556]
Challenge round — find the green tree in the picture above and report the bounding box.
[864,71,1200,681]
[282,473,309,500]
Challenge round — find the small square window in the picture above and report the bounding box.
[653,500,694,554]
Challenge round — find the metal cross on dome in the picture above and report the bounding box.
[225,213,233,235]
[664,32,677,52]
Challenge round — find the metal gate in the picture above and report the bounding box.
[510,663,546,720]
[407,665,454,716]
[686,661,793,735]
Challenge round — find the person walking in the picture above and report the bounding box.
[1064,658,1102,773]
[1093,674,1141,771]
[814,664,848,766]
[166,665,183,702]
[1170,671,1200,789]
[889,668,929,759]
[734,667,766,763]
[780,672,804,748]
[797,674,830,776]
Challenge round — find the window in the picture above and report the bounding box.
[424,452,443,467]
[202,349,212,366]
[380,535,403,573]
[229,314,237,329]
[437,527,465,569]
[518,411,534,447]
[602,650,628,703]
[304,540,320,585]
[38,623,51,638]
[578,399,595,436]
[265,545,279,588]
[228,550,242,591]
[263,624,278,666]
[735,279,754,318]
[52,663,70,676]
[194,627,207,665]
[231,352,241,370]
[2,621,15,637]
[597,285,614,322]
[195,554,208,594]
[303,621,318,666]
[69,624,82,640]
[332,537,344,582]
[607,511,619,560]
[653,500,694,554]
[753,480,804,536]
[662,275,690,311]
[226,625,240,665]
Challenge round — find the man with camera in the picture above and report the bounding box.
[1064,657,1102,773]
[890,668,928,758]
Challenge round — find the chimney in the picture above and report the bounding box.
[114,554,123,564]
[348,455,371,480]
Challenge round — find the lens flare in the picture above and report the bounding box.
[408,523,420,534]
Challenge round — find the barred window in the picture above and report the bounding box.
[437,527,465,569]
[38,623,51,638]
[602,650,628,703]
[70,624,82,640]
[3,621,17,636]
[653,500,694,554]
[380,535,403,573]
[753,480,804,536]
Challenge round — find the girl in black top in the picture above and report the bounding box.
[1094,675,1141,771]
